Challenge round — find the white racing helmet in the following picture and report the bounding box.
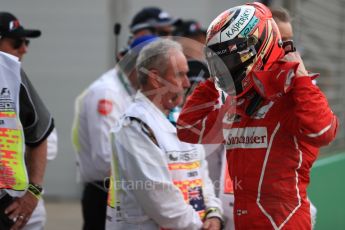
[205,2,285,97]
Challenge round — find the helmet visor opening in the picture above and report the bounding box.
[205,38,257,95]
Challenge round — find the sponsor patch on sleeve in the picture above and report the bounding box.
[97,99,113,116]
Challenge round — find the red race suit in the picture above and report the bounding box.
[177,75,338,229]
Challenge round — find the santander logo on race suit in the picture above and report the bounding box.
[223,127,268,149]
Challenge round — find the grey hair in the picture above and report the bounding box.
[136,38,183,85]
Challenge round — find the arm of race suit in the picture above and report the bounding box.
[177,79,225,144]
[285,76,338,147]
[199,146,223,220]
[252,51,338,147]
[114,122,203,230]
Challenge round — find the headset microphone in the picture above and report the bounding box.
[114,23,121,62]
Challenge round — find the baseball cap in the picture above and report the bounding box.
[130,7,181,33]
[175,20,206,37]
[0,12,41,38]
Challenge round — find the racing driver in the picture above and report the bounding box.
[176,2,338,229]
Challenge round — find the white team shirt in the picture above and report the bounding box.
[72,68,132,182]
[106,92,222,230]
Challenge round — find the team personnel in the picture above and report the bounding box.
[72,7,181,229]
[116,6,181,60]
[174,19,207,60]
[0,12,54,230]
[271,7,293,42]
[177,2,338,229]
[129,7,181,39]
[106,39,223,230]
[71,28,157,230]
[71,43,135,230]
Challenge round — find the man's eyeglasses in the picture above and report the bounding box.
[9,38,30,49]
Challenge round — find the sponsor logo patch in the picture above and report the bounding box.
[167,148,199,163]
[187,171,198,177]
[0,88,15,111]
[97,99,113,116]
[223,127,268,149]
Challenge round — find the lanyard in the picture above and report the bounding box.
[118,70,135,96]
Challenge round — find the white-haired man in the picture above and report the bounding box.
[106,39,223,230]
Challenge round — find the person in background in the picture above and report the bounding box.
[271,7,293,41]
[0,12,54,230]
[106,39,223,230]
[71,24,158,230]
[271,7,318,228]
[174,19,207,44]
[174,19,207,60]
[177,2,338,229]
[116,6,182,61]
[129,7,181,39]
[168,20,208,124]
[72,8,182,229]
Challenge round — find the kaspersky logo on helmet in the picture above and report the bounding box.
[224,7,255,39]
[207,6,255,46]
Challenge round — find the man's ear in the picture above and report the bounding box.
[148,69,161,88]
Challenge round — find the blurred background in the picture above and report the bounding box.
[2,0,345,229]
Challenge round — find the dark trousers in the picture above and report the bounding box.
[0,193,14,230]
[81,182,108,230]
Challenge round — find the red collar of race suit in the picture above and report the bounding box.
[251,59,319,101]
[225,59,319,116]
